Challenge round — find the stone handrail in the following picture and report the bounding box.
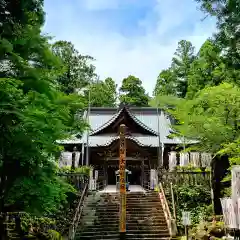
[69,182,88,240]
[159,182,177,237]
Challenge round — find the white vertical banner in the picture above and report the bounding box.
[89,168,93,180]
[75,151,80,166]
[201,152,212,167]
[228,198,238,229]
[232,166,240,200]
[169,151,177,171]
[92,179,96,190]
[221,198,238,229]
[190,152,200,167]
[180,153,189,166]
[221,198,229,227]
[150,169,155,190]
[237,198,240,229]
[89,179,96,191]
[95,170,98,181]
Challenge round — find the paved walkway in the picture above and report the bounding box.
[99,185,145,193]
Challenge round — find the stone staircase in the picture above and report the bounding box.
[75,191,170,239]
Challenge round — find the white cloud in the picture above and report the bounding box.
[44,0,216,96]
[82,0,120,10]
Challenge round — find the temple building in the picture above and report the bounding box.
[59,105,211,186]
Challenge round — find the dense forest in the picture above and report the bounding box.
[0,0,239,239]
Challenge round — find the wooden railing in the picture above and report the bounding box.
[159,183,177,237]
[68,182,89,240]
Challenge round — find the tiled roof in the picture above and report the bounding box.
[59,107,190,146]
[90,107,158,136]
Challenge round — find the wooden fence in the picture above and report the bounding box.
[161,171,211,187]
[58,173,89,191]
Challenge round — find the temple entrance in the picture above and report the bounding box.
[127,165,141,185]
[106,162,142,186]
[107,166,118,185]
[91,137,151,188]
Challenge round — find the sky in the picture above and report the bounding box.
[43,0,216,95]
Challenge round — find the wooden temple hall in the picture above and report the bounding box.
[59,105,211,186]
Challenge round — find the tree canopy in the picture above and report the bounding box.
[88,77,117,107]
[52,41,96,94]
[119,75,149,107]
[0,0,86,216]
[152,0,240,161]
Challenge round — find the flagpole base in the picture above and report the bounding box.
[120,232,126,240]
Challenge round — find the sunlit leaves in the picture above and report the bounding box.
[119,75,149,107]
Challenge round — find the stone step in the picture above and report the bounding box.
[81,220,167,225]
[78,191,169,240]
[89,206,163,210]
[82,216,166,220]
[86,198,160,202]
[86,213,165,218]
[80,223,168,230]
[95,195,158,199]
[77,238,170,240]
[86,203,162,208]
[126,238,170,240]
[77,233,170,239]
[77,230,169,236]
[85,204,161,208]
[87,207,164,213]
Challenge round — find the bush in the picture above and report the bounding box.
[190,220,225,240]
[173,183,212,233]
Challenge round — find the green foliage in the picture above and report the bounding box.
[176,165,211,173]
[186,40,227,99]
[46,230,63,240]
[174,183,211,227]
[119,75,149,107]
[52,41,97,94]
[190,220,225,240]
[153,68,177,96]
[171,40,196,98]
[153,40,195,98]
[0,0,87,220]
[195,0,240,71]
[6,212,63,239]
[20,213,56,232]
[154,83,240,155]
[58,165,91,175]
[7,173,76,216]
[87,77,117,107]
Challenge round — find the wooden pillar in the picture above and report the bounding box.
[104,159,108,185]
[141,159,144,187]
[119,124,126,238]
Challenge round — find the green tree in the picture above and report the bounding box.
[158,83,240,154]
[196,0,240,69]
[0,0,86,217]
[52,41,97,94]
[88,77,117,107]
[153,68,177,96]
[186,39,227,99]
[119,75,149,107]
[171,40,195,98]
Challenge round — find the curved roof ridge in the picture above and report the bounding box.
[125,107,158,136]
[90,106,159,136]
[90,108,123,135]
[101,135,151,147]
